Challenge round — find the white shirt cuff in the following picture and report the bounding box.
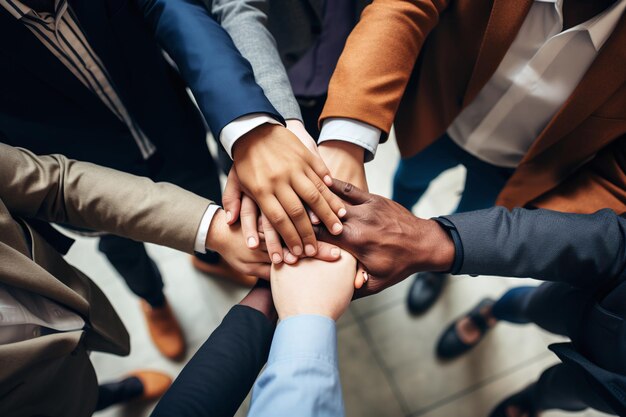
[220,114,282,159]
[194,204,221,254]
[319,118,382,162]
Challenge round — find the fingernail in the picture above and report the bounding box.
[285,252,298,263]
[225,211,232,223]
[330,247,341,258]
[247,237,257,248]
[338,208,347,218]
[310,213,320,224]
[305,244,316,256]
[362,271,369,282]
[324,175,333,186]
[332,223,343,234]
[271,253,282,264]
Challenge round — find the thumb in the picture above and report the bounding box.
[329,179,370,205]
[222,168,242,225]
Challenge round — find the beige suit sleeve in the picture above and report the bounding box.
[0,143,212,254]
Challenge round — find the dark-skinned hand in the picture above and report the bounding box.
[315,180,455,298]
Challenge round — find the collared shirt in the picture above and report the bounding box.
[248,314,344,417]
[1,0,157,159]
[0,283,85,344]
[319,0,626,166]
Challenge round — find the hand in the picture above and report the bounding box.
[205,209,273,279]
[315,180,455,298]
[270,254,357,321]
[221,170,343,265]
[223,120,325,261]
[232,124,346,260]
[318,141,368,190]
[318,141,369,288]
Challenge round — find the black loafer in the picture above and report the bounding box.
[436,298,495,360]
[407,271,448,315]
[489,384,538,417]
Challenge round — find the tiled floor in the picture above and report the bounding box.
[61,136,611,417]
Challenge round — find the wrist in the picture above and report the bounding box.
[240,281,277,323]
[205,209,228,252]
[232,123,281,161]
[411,219,455,273]
[318,141,367,189]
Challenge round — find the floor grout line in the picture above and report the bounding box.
[353,313,413,415]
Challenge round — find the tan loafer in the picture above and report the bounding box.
[127,370,173,402]
[140,299,186,360]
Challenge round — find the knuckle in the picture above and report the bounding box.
[269,213,287,226]
[287,205,307,219]
[305,188,322,205]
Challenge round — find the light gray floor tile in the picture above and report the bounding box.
[413,354,611,417]
[338,324,406,417]
[362,276,560,415]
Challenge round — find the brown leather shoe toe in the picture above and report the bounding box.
[141,300,186,360]
[191,255,257,287]
[127,370,172,401]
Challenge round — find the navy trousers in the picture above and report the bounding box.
[492,284,614,414]
[392,135,514,213]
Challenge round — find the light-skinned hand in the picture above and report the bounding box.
[230,123,346,261]
[270,254,358,321]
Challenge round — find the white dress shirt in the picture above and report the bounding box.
[319,0,626,167]
[0,283,85,345]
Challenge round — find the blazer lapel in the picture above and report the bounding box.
[463,0,534,107]
[524,11,626,161]
[0,242,89,317]
[0,9,102,108]
[67,0,132,105]
[307,0,324,20]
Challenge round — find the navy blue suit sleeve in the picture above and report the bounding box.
[150,305,275,417]
[139,0,284,138]
[443,208,626,290]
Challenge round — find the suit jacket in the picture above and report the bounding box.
[209,0,369,120]
[444,207,626,414]
[151,305,275,417]
[0,143,213,416]
[322,0,626,214]
[0,0,280,177]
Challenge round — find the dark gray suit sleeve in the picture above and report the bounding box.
[442,208,626,289]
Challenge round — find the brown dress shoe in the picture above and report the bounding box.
[127,370,173,401]
[140,300,186,360]
[191,255,258,287]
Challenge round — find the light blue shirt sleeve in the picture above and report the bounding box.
[247,315,344,417]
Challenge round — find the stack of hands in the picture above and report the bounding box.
[205,120,455,322]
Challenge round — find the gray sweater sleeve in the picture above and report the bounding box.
[208,0,303,120]
[443,207,626,290]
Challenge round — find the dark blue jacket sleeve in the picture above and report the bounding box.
[139,0,284,138]
[443,208,626,290]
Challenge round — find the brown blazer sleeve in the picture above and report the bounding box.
[532,136,626,214]
[320,0,450,134]
[0,143,213,253]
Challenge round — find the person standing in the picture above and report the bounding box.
[317,0,626,314]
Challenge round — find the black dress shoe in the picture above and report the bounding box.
[436,298,495,360]
[489,384,538,417]
[406,271,448,315]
